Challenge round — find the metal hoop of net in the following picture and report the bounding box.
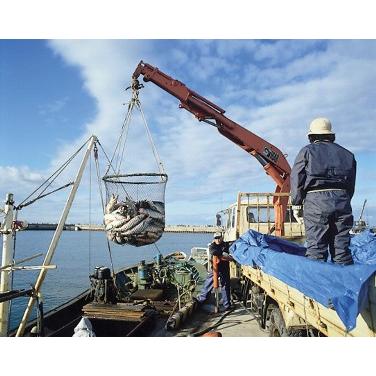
[103,173,168,204]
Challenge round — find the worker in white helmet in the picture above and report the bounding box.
[291,118,356,265]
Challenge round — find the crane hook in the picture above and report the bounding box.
[125,78,144,92]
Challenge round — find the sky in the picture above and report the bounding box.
[1,39,376,225]
[1,0,376,370]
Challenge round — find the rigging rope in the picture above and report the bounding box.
[88,149,92,278]
[17,137,91,210]
[17,182,74,210]
[98,140,131,201]
[94,144,106,213]
[136,100,166,175]
[93,143,115,275]
[116,100,135,175]
[105,88,166,176]
[101,85,168,248]
[105,100,134,176]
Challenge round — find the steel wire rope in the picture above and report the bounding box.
[88,150,92,279]
[9,139,91,328]
[152,242,163,260]
[97,141,130,201]
[17,137,91,209]
[104,98,134,177]
[100,88,167,248]
[93,143,115,276]
[17,183,75,210]
[116,99,136,175]
[136,99,166,175]
[11,137,89,331]
[188,307,235,337]
[105,88,166,177]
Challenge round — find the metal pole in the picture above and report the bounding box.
[213,255,220,313]
[0,252,43,271]
[16,135,97,337]
[0,193,15,336]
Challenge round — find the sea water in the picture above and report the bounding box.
[7,230,212,331]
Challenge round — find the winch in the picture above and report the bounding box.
[90,266,118,304]
[137,260,152,289]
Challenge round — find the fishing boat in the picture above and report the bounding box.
[350,199,369,235]
[0,136,222,337]
[7,252,208,337]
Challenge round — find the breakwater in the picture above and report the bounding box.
[26,223,218,233]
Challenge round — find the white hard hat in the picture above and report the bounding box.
[307,117,334,136]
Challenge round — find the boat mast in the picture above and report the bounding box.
[16,135,97,337]
[359,199,367,222]
[0,193,15,336]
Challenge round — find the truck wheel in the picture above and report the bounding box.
[268,306,288,337]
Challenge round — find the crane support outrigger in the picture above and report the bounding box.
[132,61,291,237]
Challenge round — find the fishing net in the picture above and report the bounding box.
[103,81,168,247]
[103,173,167,246]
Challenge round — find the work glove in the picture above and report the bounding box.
[292,205,304,225]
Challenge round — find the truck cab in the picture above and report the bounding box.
[218,192,305,243]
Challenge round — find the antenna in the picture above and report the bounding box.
[359,199,367,222]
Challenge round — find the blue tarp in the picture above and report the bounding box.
[230,229,376,331]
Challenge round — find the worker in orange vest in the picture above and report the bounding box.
[196,232,233,311]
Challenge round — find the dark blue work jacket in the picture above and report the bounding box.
[291,141,356,206]
[209,241,230,274]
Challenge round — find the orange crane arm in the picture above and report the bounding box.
[132,61,291,236]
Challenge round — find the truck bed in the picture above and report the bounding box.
[230,229,376,336]
[241,265,376,336]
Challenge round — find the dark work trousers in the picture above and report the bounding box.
[196,269,231,308]
[303,190,354,265]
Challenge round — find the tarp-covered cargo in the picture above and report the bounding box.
[230,229,376,331]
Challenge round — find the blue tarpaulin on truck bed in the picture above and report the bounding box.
[230,229,376,331]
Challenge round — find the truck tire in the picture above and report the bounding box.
[268,306,288,337]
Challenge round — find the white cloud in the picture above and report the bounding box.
[2,40,376,225]
[0,166,44,189]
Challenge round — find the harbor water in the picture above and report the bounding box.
[8,230,212,331]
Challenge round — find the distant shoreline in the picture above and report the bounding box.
[25,223,218,233]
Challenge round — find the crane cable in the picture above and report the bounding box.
[105,85,166,177]
[136,99,166,175]
[114,99,135,175]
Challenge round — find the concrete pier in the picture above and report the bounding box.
[26,223,218,233]
[27,223,75,231]
[74,224,218,233]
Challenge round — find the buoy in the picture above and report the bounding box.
[202,331,222,337]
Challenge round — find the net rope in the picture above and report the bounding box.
[102,84,168,247]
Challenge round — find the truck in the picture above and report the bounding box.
[132,61,376,337]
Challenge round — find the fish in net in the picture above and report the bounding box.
[104,195,165,246]
[103,173,167,246]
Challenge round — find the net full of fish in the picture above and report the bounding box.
[104,194,165,246]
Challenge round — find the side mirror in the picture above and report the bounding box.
[216,214,222,227]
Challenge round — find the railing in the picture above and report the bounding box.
[222,192,305,240]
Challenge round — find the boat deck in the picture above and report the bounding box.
[151,302,268,337]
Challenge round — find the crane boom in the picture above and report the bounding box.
[132,61,291,236]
